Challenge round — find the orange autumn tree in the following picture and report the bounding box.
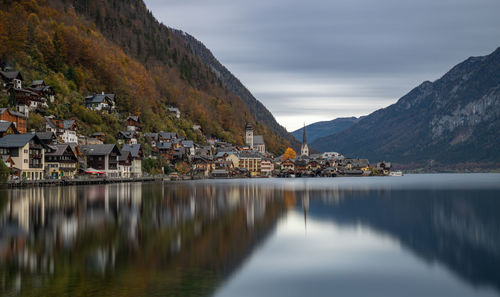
[282,148,297,160]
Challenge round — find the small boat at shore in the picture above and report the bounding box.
[390,171,403,176]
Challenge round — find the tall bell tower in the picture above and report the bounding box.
[245,123,254,149]
[300,123,309,156]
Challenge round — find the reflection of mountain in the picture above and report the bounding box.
[306,189,500,291]
[0,183,287,296]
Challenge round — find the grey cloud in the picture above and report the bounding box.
[144,0,500,130]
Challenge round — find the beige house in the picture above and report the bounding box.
[238,152,262,175]
[0,134,46,180]
[44,144,78,179]
[226,153,240,168]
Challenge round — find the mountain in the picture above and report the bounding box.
[311,47,500,169]
[174,31,301,150]
[291,117,362,144]
[0,0,290,154]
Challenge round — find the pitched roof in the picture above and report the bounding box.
[0,70,22,81]
[0,134,37,148]
[127,116,139,122]
[63,120,76,130]
[0,121,16,133]
[119,150,131,161]
[117,131,136,139]
[238,151,263,159]
[80,144,119,156]
[157,142,173,149]
[0,108,27,119]
[35,132,56,141]
[144,132,158,140]
[253,135,265,145]
[121,144,141,158]
[31,80,45,86]
[84,93,115,104]
[159,132,177,140]
[45,144,75,157]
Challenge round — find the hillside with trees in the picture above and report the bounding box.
[0,0,290,154]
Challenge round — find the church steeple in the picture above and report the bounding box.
[301,123,309,156]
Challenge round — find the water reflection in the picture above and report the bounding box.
[0,174,499,296]
[0,182,288,296]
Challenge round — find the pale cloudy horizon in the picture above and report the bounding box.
[144,0,500,132]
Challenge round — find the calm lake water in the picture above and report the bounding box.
[1,174,500,296]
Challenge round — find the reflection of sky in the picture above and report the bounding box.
[215,211,499,297]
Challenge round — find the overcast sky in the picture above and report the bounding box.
[144,0,500,131]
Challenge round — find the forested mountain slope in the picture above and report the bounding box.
[291,117,362,144]
[0,0,290,153]
[174,31,300,150]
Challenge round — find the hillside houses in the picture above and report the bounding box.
[45,116,79,143]
[84,93,116,112]
[126,116,142,132]
[0,67,395,183]
[0,108,27,134]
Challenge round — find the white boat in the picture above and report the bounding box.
[390,171,403,176]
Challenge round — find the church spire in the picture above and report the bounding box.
[302,123,307,145]
[301,123,309,156]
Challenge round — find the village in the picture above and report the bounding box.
[0,65,393,185]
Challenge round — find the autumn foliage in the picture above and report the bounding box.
[282,148,297,160]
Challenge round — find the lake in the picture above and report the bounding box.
[1,174,499,296]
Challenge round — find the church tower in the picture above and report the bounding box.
[245,123,254,149]
[300,123,309,156]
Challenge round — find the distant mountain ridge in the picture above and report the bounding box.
[311,47,500,169]
[291,117,362,144]
[174,31,301,150]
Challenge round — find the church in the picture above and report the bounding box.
[300,124,309,157]
[245,123,266,153]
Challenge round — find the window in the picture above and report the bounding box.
[24,159,28,163]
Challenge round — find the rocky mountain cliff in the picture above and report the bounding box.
[174,31,300,150]
[291,117,362,144]
[311,47,500,169]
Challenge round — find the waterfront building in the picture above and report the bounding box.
[80,144,121,177]
[261,158,274,176]
[238,151,262,176]
[44,144,78,179]
[118,150,132,178]
[0,134,46,180]
[121,144,143,177]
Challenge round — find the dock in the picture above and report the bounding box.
[6,176,164,188]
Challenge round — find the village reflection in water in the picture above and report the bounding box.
[0,175,499,297]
